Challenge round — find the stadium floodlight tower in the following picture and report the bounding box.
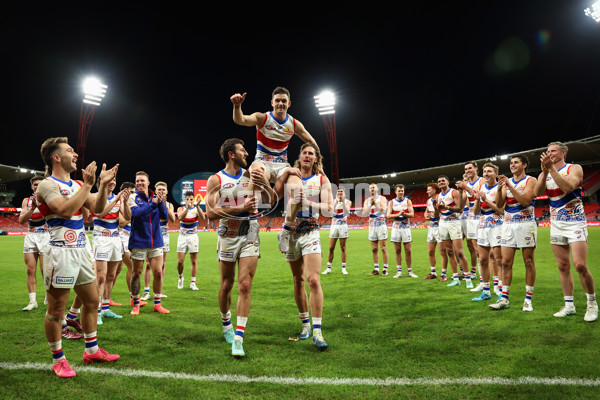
[585,1,600,22]
[76,77,107,174]
[314,90,339,186]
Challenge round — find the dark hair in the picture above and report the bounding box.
[394,184,405,190]
[510,155,529,170]
[464,161,478,170]
[120,182,135,190]
[219,138,244,163]
[437,175,449,182]
[272,87,291,100]
[40,137,69,177]
[184,191,194,197]
[30,175,44,184]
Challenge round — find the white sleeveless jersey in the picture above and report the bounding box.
[92,194,120,237]
[464,177,482,219]
[216,168,252,238]
[438,188,459,221]
[504,175,535,223]
[296,174,323,222]
[391,197,410,228]
[368,196,386,227]
[479,182,503,228]
[545,163,586,223]
[27,196,48,233]
[332,199,348,225]
[256,112,296,163]
[160,202,172,235]
[426,198,440,227]
[37,177,87,248]
[180,205,200,234]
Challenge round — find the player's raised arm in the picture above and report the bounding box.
[295,119,319,149]
[231,92,266,127]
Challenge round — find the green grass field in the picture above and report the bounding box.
[1,228,599,399]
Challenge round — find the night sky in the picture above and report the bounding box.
[2,2,600,202]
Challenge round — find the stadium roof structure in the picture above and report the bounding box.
[340,136,600,189]
[0,164,44,184]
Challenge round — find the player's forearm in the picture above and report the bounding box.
[52,186,93,219]
[548,169,579,194]
[19,208,34,225]
[233,106,253,126]
[120,200,131,221]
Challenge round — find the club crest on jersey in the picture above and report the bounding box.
[64,230,77,242]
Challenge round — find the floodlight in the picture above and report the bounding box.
[314,91,336,115]
[314,90,339,185]
[499,154,509,160]
[585,1,600,22]
[82,77,108,106]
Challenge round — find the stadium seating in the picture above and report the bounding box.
[0,215,26,232]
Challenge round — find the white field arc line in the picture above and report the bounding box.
[1,362,600,387]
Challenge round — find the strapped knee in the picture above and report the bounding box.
[45,312,61,323]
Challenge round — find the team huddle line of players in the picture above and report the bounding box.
[351,149,597,321]
[16,87,597,379]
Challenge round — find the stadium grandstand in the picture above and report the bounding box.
[1,137,600,234]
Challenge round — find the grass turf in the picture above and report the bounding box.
[0,227,599,399]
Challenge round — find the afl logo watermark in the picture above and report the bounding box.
[207,179,280,220]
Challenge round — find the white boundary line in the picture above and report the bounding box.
[1,362,600,386]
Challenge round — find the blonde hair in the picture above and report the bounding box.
[482,162,498,175]
[293,143,323,175]
[548,141,568,155]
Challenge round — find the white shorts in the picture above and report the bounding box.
[477,224,503,248]
[368,223,388,241]
[427,225,441,243]
[461,217,468,236]
[329,223,349,239]
[217,235,260,262]
[119,230,130,253]
[439,219,463,241]
[93,235,123,262]
[162,233,170,252]
[286,230,321,262]
[500,222,537,249]
[254,158,291,184]
[44,246,96,290]
[177,233,199,253]
[391,226,412,243]
[550,220,588,245]
[466,218,479,240]
[23,231,49,254]
[130,247,164,261]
